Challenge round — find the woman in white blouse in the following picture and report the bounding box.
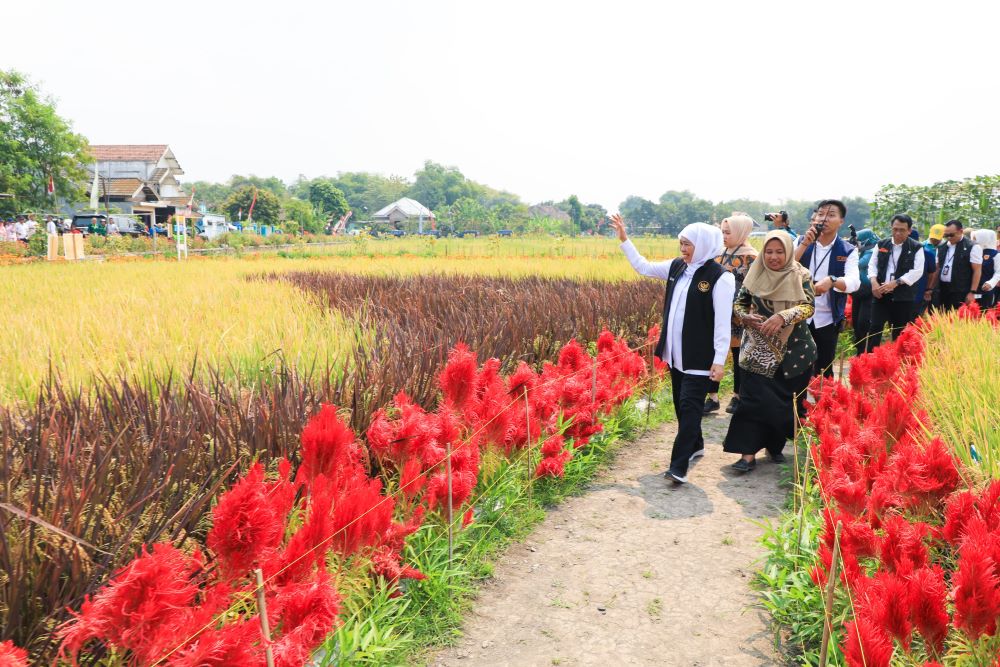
[611,214,735,484]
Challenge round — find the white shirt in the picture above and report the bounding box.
[14,222,27,239]
[46,220,57,235]
[795,236,860,328]
[620,240,735,374]
[867,239,925,286]
[940,241,983,283]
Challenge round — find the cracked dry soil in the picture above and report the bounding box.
[429,410,786,667]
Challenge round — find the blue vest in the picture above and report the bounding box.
[800,237,854,326]
[914,245,937,303]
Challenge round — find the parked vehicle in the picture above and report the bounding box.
[497,230,513,237]
[71,213,148,237]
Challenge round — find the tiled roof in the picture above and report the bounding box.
[150,167,168,182]
[89,178,144,197]
[89,144,168,162]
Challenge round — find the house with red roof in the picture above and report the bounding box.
[85,144,198,232]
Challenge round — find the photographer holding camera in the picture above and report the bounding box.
[792,200,860,378]
[765,210,796,240]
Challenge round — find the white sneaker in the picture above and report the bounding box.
[689,448,705,461]
[665,470,688,484]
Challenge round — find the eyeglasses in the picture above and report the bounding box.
[943,233,956,238]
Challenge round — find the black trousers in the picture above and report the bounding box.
[851,296,872,356]
[866,297,915,351]
[809,322,840,379]
[669,367,712,477]
[708,346,742,395]
[938,284,968,311]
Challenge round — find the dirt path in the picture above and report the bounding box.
[429,409,786,667]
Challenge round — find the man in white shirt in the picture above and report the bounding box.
[866,214,925,350]
[14,217,27,242]
[928,219,982,311]
[793,200,861,378]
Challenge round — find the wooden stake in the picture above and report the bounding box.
[524,386,533,505]
[819,521,844,667]
[446,439,454,564]
[591,356,598,402]
[254,568,275,667]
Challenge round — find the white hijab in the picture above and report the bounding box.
[678,223,724,276]
[972,229,997,249]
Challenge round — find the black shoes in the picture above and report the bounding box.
[769,451,786,463]
[703,397,721,414]
[732,458,756,472]
[725,396,741,414]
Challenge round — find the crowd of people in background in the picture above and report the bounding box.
[0,214,75,243]
[611,201,1000,482]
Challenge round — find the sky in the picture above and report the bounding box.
[6,0,999,210]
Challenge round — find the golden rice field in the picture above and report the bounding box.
[919,311,1000,478]
[0,237,679,402]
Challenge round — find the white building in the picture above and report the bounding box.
[372,197,435,231]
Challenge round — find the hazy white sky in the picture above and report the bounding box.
[6,0,999,209]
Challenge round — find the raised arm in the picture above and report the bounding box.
[611,213,676,281]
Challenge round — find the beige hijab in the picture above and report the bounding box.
[742,231,810,313]
[722,214,757,257]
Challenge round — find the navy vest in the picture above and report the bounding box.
[937,237,975,294]
[800,237,855,326]
[979,248,996,292]
[653,259,725,371]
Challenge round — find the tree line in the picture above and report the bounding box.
[1,68,875,235]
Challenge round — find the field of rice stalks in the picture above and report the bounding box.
[0,243,671,660]
[0,238,676,403]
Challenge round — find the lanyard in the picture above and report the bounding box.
[810,242,835,279]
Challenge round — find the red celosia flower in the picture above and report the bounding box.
[0,640,28,667]
[507,360,538,400]
[535,449,572,478]
[463,508,475,527]
[207,463,287,579]
[841,615,894,667]
[270,572,342,667]
[858,572,912,649]
[557,339,590,373]
[540,434,566,457]
[907,566,950,656]
[878,514,929,576]
[952,542,1000,639]
[58,543,204,665]
[398,458,427,500]
[166,621,261,667]
[439,342,478,409]
[298,404,361,484]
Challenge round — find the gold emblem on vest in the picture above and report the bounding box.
[697,280,711,293]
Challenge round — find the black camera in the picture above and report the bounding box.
[764,210,788,224]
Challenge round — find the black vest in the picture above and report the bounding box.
[653,260,725,371]
[937,237,975,293]
[874,237,921,302]
[978,248,996,292]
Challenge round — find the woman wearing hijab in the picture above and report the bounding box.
[852,228,879,355]
[723,231,817,472]
[973,229,998,308]
[611,214,735,484]
[705,213,758,415]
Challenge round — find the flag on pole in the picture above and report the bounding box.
[89,165,100,210]
[47,173,55,196]
[247,187,258,224]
